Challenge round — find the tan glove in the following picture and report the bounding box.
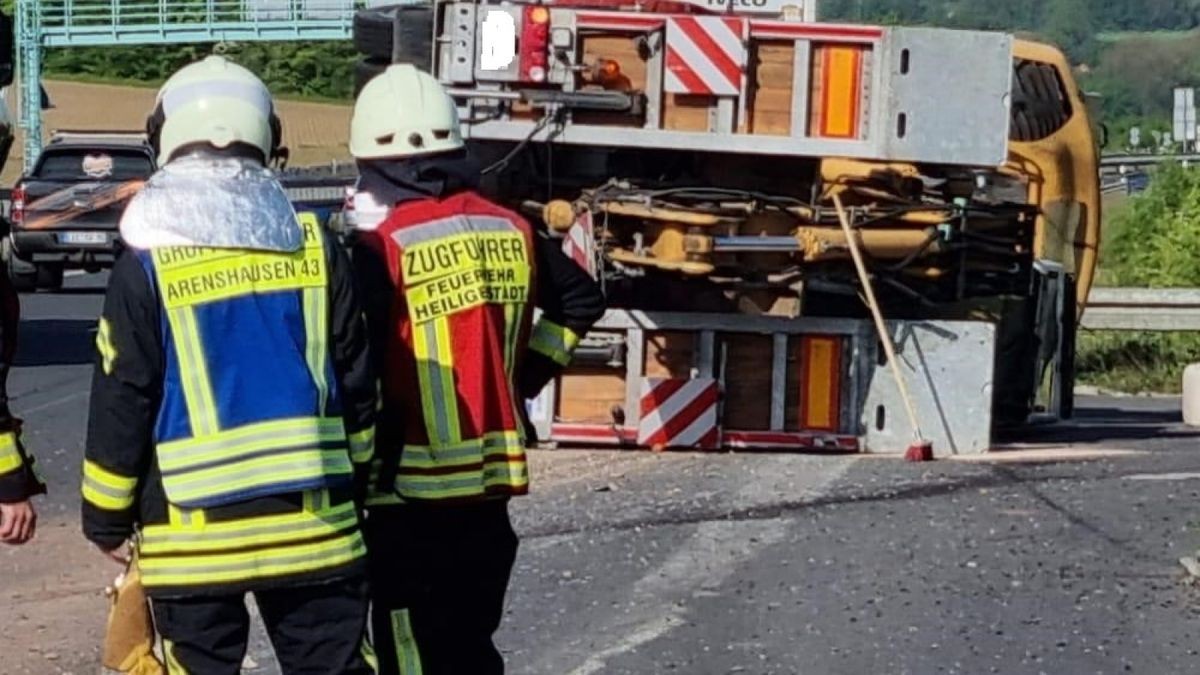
[102,560,164,674]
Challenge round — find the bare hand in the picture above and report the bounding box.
[99,542,131,566]
[0,500,37,545]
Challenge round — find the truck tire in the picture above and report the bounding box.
[352,4,434,68]
[1010,59,1071,143]
[35,263,64,292]
[355,57,389,97]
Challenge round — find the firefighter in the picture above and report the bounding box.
[81,56,378,674]
[0,260,42,545]
[349,64,605,675]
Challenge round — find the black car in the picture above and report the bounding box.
[7,132,155,291]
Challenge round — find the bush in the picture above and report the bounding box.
[1079,164,1200,393]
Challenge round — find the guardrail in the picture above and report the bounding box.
[1083,288,1200,331]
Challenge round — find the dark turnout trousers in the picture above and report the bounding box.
[151,577,376,675]
[366,500,519,675]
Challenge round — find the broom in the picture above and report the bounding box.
[832,194,933,461]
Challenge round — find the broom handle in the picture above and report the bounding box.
[832,194,925,442]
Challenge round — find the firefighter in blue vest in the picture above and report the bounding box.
[81,56,378,674]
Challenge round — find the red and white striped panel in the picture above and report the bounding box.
[637,377,720,449]
[562,211,596,278]
[664,16,747,97]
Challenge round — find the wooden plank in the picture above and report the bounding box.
[645,332,696,378]
[664,94,713,132]
[558,370,626,424]
[749,41,794,136]
[721,334,773,430]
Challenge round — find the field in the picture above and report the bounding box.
[3,80,354,184]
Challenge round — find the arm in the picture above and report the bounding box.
[82,253,161,552]
[0,261,43,511]
[520,230,606,399]
[326,237,378,497]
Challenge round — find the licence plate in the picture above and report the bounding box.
[59,231,108,245]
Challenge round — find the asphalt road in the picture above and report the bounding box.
[5,274,1200,674]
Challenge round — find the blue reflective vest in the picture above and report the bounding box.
[135,214,354,508]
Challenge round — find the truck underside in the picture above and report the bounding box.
[437,3,1099,432]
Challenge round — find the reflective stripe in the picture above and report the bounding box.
[389,609,424,675]
[303,287,330,415]
[141,501,358,554]
[348,426,375,464]
[168,307,220,437]
[162,448,353,508]
[157,417,347,471]
[0,432,21,474]
[395,459,529,500]
[163,639,189,675]
[81,459,137,511]
[390,214,520,249]
[96,317,117,375]
[528,319,581,367]
[398,431,523,469]
[413,319,460,446]
[162,79,273,117]
[139,530,366,588]
[361,637,380,674]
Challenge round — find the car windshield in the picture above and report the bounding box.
[35,148,153,181]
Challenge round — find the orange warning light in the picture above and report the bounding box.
[529,6,550,24]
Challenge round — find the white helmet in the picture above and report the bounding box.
[350,64,463,160]
[148,55,281,165]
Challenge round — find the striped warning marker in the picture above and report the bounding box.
[664,16,747,97]
[561,211,596,278]
[637,377,720,449]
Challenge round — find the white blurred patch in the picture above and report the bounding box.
[479,10,517,71]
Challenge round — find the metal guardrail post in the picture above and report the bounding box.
[17,0,44,173]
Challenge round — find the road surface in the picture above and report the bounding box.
[5,274,1200,674]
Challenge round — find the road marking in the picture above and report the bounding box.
[564,457,858,675]
[65,270,87,278]
[1125,472,1200,481]
[20,389,88,415]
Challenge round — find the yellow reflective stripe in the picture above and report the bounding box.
[96,317,117,375]
[390,609,424,675]
[163,639,189,675]
[395,460,529,499]
[139,530,366,588]
[397,432,523,469]
[157,417,347,471]
[161,449,353,505]
[348,426,375,464]
[303,286,330,415]
[412,318,461,446]
[528,319,580,367]
[141,501,359,554]
[0,432,21,474]
[167,307,220,437]
[361,636,380,674]
[81,459,137,510]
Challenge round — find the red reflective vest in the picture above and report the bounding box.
[366,192,536,502]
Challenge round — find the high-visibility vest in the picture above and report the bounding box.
[368,192,536,503]
[135,213,367,509]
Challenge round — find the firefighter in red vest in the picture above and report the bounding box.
[349,64,604,674]
[0,246,42,545]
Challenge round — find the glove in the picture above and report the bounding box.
[102,559,164,674]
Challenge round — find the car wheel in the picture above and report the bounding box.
[35,263,64,292]
[1,238,35,293]
[352,4,434,68]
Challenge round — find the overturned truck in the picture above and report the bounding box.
[368,0,1100,453]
